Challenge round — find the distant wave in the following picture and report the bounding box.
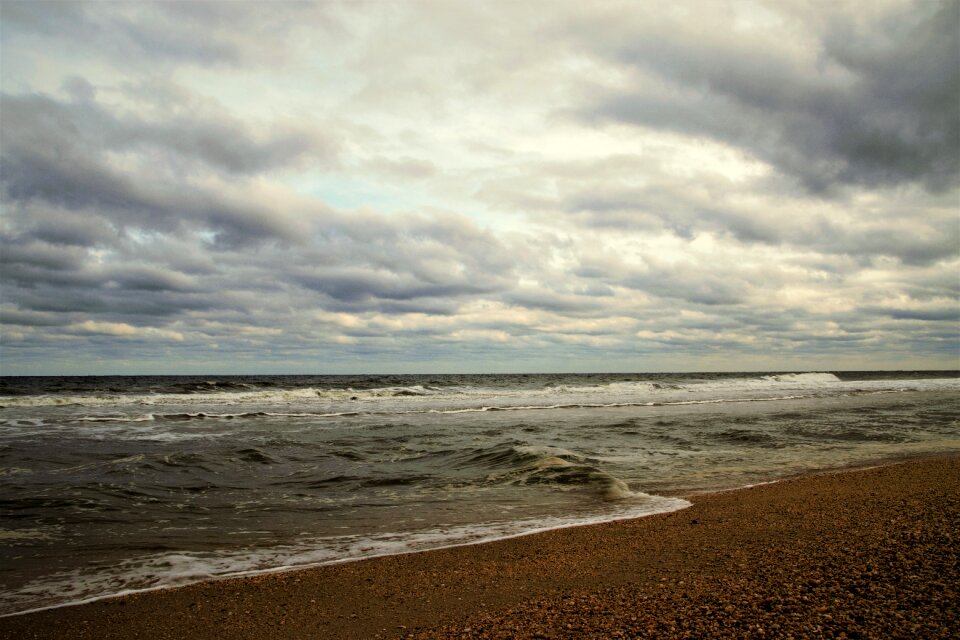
[0,371,889,409]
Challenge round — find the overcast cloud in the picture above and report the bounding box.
[1,0,957,374]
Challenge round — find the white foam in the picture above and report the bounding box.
[73,414,156,423]
[514,445,579,459]
[761,372,841,384]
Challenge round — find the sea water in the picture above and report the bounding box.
[1,371,958,615]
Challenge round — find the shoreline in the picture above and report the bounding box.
[0,494,693,621]
[2,453,958,638]
[0,451,937,620]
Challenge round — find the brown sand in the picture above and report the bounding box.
[2,455,957,639]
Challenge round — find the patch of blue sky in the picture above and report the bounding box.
[298,175,431,214]
[293,175,528,233]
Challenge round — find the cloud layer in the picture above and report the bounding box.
[1,0,957,374]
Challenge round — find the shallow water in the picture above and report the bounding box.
[1,371,957,615]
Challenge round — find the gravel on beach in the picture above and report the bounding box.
[2,455,957,640]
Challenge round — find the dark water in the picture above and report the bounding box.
[1,371,958,615]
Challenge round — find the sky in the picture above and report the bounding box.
[0,0,958,375]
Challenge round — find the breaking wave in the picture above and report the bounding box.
[445,442,639,500]
[0,372,843,408]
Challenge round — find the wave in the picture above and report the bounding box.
[2,375,956,419]
[444,442,638,500]
[493,455,637,500]
[0,385,448,408]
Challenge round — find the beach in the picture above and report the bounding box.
[2,454,957,639]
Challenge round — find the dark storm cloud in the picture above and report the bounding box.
[805,220,960,267]
[562,183,782,244]
[898,268,960,300]
[0,91,330,247]
[0,238,88,274]
[622,270,746,307]
[3,1,258,67]
[19,209,116,247]
[106,266,199,293]
[584,1,959,193]
[323,299,463,317]
[7,285,209,317]
[0,307,68,328]
[1,92,334,179]
[264,214,519,315]
[503,289,609,314]
[287,212,519,306]
[872,306,960,322]
[294,268,498,303]
[1,145,305,245]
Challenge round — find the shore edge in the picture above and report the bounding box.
[2,453,958,639]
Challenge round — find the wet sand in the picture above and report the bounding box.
[2,455,957,639]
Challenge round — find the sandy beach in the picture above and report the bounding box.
[2,454,957,639]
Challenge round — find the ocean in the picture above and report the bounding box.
[1,371,958,616]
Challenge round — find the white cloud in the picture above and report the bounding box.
[69,321,184,342]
